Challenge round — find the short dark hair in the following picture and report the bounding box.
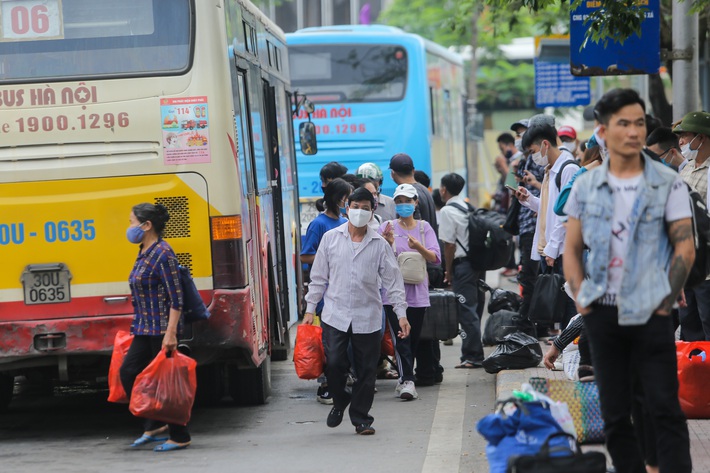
[133,203,170,237]
[646,114,662,137]
[340,173,358,186]
[323,178,354,215]
[440,173,465,196]
[496,132,515,145]
[319,161,348,182]
[348,186,376,209]
[593,88,646,125]
[413,170,431,188]
[646,127,680,151]
[521,124,558,150]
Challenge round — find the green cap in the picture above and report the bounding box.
[673,111,710,136]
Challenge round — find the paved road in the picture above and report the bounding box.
[0,333,498,473]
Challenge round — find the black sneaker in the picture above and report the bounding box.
[327,408,344,428]
[355,423,375,435]
[414,377,435,387]
[317,384,333,405]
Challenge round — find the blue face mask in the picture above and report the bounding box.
[339,206,347,216]
[396,203,416,218]
[126,223,145,244]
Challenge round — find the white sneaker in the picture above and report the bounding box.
[394,382,404,397]
[399,380,418,401]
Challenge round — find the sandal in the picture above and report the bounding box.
[455,361,483,369]
[154,441,190,452]
[130,434,169,448]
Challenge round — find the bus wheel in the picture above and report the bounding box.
[227,358,271,405]
[195,363,226,407]
[0,374,14,411]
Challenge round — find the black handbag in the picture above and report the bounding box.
[179,265,210,323]
[528,267,566,324]
[506,432,607,473]
[502,197,521,235]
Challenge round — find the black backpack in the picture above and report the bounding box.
[685,185,710,289]
[449,202,515,271]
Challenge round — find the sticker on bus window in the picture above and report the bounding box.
[160,96,211,165]
[1,0,64,42]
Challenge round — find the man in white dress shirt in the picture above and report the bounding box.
[304,187,410,435]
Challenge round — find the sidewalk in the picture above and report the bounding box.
[494,347,710,473]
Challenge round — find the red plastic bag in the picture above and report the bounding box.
[293,324,324,380]
[129,349,197,426]
[381,322,395,358]
[677,341,710,418]
[107,330,133,403]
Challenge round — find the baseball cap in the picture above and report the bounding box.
[558,126,577,140]
[673,111,710,137]
[528,114,555,128]
[393,183,418,199]
[510,119,529,131]
[389,153,414,173]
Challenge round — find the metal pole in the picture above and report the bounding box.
[350,0,360,24]
[672,0,701,120]
[296,0,304,30]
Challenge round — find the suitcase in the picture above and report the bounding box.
[420,289,459,341]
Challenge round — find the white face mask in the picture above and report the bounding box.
[681,135,701,161]
[531,143,549,167]
[348,208,372,228]
[563,141,577,153]
[515,138,523,152]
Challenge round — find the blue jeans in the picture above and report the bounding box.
[453,260,484,364]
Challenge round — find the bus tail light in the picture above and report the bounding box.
[211,215,247,288]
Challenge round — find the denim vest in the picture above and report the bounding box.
[573,154,677,326]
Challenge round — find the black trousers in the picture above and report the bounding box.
[679,279,710,341]
[583,306,691,473]
[384,305,426,382]
[322,322,380,426]
[119,335,191,443]
[517,233,538,320]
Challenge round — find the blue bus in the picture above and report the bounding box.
[287,25,468,232]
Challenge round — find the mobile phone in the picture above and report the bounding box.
[505,185,518,192]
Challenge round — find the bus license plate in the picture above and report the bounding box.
[22,264,72,305]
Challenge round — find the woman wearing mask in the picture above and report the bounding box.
[300,178,353,404]
[119,203,191,452]
[379,184,441,401]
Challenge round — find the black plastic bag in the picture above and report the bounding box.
[482,310,537,346]
[482,332,542,374]
[480,280,523,314]
[528,271,566,324]
[502,197,521,235]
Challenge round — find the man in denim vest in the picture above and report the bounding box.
[564,89,694,473]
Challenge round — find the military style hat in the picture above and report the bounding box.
[673,111,710,137]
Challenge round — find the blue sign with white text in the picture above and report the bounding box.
[570,0,660,76]
[535,59,591,108]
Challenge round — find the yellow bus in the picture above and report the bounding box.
[0,0,302,407]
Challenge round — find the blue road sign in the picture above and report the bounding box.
[570,0,660,76]
[535,47,591,108]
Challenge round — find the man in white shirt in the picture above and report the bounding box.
[438,173,486,368]
[514,123,579,328]
[303,187,410,435]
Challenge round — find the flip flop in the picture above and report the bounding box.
[455,361,482,369]
[154,442,190,452]
[130,434,169,447]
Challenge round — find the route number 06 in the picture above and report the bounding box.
[2,0,62,40]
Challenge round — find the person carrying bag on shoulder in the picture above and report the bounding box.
[379,184,441,400]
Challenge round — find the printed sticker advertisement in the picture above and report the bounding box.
[161,96,211,165]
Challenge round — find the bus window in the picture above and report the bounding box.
[289,44,407,103]
[0,0,191,82]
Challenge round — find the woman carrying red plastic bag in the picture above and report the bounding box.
[119,203,193,452]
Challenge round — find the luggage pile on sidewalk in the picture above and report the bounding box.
[479,281,542,374]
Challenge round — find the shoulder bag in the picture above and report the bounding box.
[395,220,427,285]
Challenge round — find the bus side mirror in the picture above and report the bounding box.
[299,122,318,155]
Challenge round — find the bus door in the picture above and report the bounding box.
[233,67,268,358]
[262,80,289,348]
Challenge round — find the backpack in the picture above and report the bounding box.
[555,158,580,191]
[685,185,710,288]
[449,202,514,271]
